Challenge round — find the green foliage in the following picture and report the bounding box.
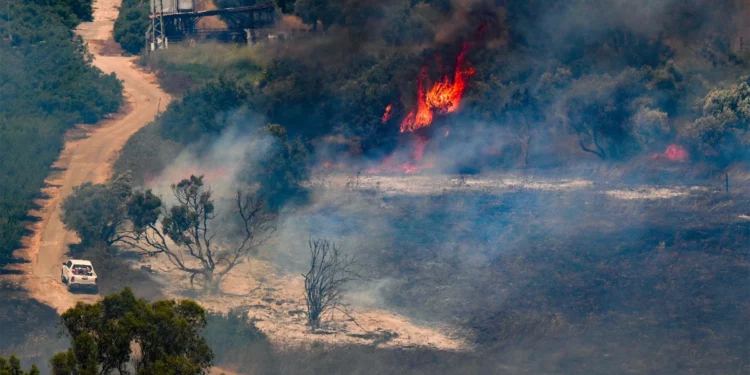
[379,3,434,46]
[0,1,122,266]
[159,78,250,144]
[684,76,750,161]
[61,174,133,246]
[134,0,750,172]
[203,309,272,370]
[244,125,309,209]
[560,70,645,159]
[27,0,94,28]
[113,0,150,55]
[125,189,163,233]
[53,288,213,375]
[113,122,183,186]
[124,175,277,291]
[141,43,263,95]
[161,176,215,246]
[0,356,39,375]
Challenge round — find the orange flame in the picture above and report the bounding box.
[366,136,434,175]
[651,144,688,162]
[400,43,474,133]
[381,104,393,124]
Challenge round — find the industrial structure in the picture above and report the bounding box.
[147,0,276,51]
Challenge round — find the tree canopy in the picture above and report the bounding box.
[0,356,39,375]
[0,0,123,266]
[61,174,134,247]
[50,288,213,375]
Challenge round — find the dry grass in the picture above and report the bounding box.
[140,42,264,95]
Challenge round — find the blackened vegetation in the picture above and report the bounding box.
[0,282,66,369]
[0,1,123,267]
[302,238,361,329]
[357,187,750,373]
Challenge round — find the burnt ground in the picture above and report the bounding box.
[0,281,66,369]
[266,168,750,374]
[3,167,749,375]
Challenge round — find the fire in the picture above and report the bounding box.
[400,43,474,133]
[371,39,478,175]
[651,144,688,162]
[381,104,393,124]
[366,136,434,175]
[401,70,434,132]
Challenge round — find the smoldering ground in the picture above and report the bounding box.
[111,0,750,373]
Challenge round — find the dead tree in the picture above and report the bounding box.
[122,175,276,292]
[302,238,360,330]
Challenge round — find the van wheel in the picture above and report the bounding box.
[61,272,66,283]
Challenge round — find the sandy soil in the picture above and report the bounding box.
[9,0,171,313]
[141,256,466,351]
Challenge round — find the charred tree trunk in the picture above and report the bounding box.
[579,129,606,159]
[302,238,360,330]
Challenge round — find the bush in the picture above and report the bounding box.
[204,309,274,371]
[683,76,750,162]
[0,2,123,266]
[113,0,149,54]
[113,122,183,186]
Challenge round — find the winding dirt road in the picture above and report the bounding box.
[13,0,170,313]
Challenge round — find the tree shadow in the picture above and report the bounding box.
[0,269,24,275]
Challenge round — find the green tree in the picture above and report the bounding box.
[559,70,644,159]
[61,173,133,247]
[244,125,308,209]
[683,76,750,161]
[113,0,150,54]
[0,1,122,266]
[123,176,276,291]
[28,0,94,28]
[52,288,213,375]
[158,79,249,144]
[0,356,40,375]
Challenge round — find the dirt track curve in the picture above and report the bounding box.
[13,0,170,313]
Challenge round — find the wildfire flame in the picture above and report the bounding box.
[366,136,433,175]
[371,39,478,175]
[651,144,688,162]
[382,104,393,124]
[399,43,474,133]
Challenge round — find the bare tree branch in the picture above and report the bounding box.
[302,237,361,329]
[125,176,277,292]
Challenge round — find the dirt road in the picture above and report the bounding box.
[14,0,170,313]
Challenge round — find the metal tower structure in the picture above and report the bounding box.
[150,0,168,51]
